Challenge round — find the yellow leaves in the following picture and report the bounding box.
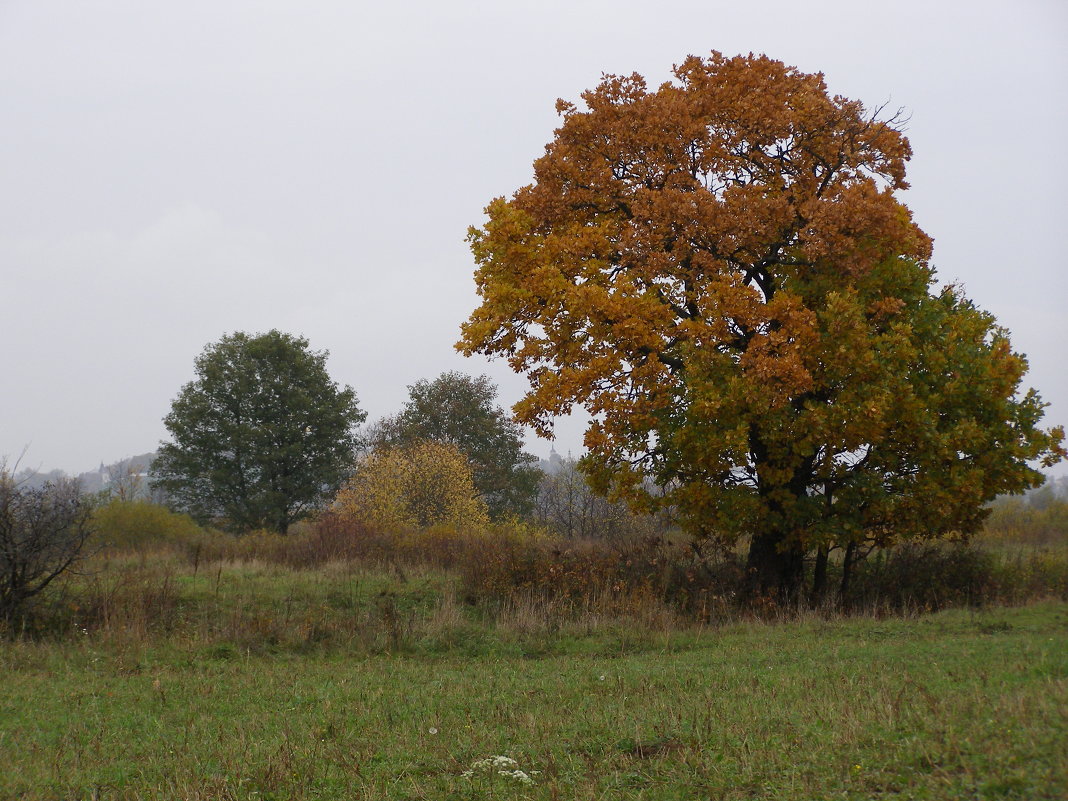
[737,292,818,407]
[868,296,906,319]
[334,441,488,533]
[1041,426,1067,468]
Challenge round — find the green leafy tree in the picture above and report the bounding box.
[458,52,1065,599]
[370,372,540,519]
[152,330,365,533]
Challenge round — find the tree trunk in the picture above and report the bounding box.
[839,540,857,601]
[746,528,805,601]
[811,545,829,607]
[744,426,814,602]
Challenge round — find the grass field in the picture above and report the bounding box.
[1,556,1065,800]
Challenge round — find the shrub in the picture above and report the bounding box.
[0,474,95,625]
[534,457,671,543]
[91,499,206,551]
[457,533,746,621]
[334,441,489,532]
[837,541,1068,612]
[458,531,1068,620]
[981,498,1068,547]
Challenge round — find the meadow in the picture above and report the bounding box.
[1,508,1067,800]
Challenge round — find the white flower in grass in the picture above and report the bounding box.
[461,755,538,785]
[499,768,535,785]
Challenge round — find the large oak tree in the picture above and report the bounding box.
[458,53,1064,598]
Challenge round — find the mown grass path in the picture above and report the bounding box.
[2,602,1066,799]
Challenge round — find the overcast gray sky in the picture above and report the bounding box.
[1,0,1066,477]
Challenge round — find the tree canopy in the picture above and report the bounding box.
[152,330,365,533]
[458,52,1065,598]
[369,372,540,519]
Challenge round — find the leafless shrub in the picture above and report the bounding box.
[534,457,671,544]
[0,473,95,626]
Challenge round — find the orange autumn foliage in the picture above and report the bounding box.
[458,52,1064,597]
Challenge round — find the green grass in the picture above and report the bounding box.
[2,567,1066,800]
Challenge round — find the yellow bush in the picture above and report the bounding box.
[91,499,206,550]
[334,440,489,532]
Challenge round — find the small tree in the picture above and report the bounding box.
[103,456,152,502]
[370,372,540,519]
[335,440,489,531]
[535,457,673,542]
[0,473,94,625]
[153,330,365,533]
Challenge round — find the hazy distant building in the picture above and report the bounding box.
[538,447,565,474]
